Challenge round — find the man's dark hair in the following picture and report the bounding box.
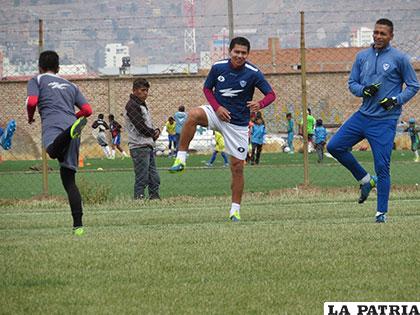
[286,112,292,118]
[109,114,114,120]
[98,114,104,119]
[307,108,311,115]
[316,119,323,126]
[376,18,393,33]
[178,105,185,112]
[229,37,251,52]
[133,78,150,90]
[39,50,59,73]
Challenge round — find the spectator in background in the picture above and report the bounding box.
[165,116,177,157]
[124,78,161,200]
[250,116,266,165]
[403,118,420,162]
[314,119,327,163]
[92,113,112,158]
[108,114,128,159]
[286,112,294,153]
[206,130,229,167]
[299,108,316,152]
[174,105,188,154]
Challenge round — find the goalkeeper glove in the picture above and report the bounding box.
[363,83,381,97]
[379,97,397,111]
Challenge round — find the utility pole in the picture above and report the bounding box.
[300,12,309,186]
[39,19,49,196]
[227,0,234,40]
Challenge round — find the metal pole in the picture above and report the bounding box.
[39,19,48,196]
[227,0,234,40]
[300,12,309,186]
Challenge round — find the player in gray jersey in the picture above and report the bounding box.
[26,51,93,236]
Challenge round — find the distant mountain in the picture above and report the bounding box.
[0,0,418,72]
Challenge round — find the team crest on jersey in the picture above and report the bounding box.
[383,63,390,71]
[240,80,247,88]
[217,76,225,82]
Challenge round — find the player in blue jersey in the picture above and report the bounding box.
[26,51,93,235]
[169,37,276,221]
[327,19,419,223]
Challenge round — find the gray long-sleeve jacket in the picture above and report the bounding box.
[124,94,159,150]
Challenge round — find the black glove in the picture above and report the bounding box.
[379,97,397,111]
[363,83,381,97]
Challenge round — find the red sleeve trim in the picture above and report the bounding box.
[75,103,93,118]
[203,87,221,111]
[258,90,276,109]
[26,96,39,122]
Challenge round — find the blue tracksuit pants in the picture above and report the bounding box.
[327,111,397,213]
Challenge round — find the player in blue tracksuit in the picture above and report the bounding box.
[327,18,419,223]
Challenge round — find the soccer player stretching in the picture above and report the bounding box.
[170,37,276,221]
[26,51,93,235]
[327,19,419,223]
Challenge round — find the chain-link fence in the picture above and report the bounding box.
[0,7,419,200]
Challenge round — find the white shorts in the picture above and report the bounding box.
[201,105,248,160]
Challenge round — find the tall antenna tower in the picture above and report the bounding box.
[183,0,196,63]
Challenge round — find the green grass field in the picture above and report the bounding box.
[1,151,420,314]
[1,151,419,200]
[1,191,420,314]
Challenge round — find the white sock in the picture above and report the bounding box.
[111,149,116,158]
[359,173,371,185]
[104,146,111,157]
[176,151,187,164]
[376,211,385,217]
[122,151,128,157]
[230,203,240,216]
[415,150,419,159]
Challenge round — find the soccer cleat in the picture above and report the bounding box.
[70,117,87,139]
[169,158,185,173]
[0,119,16,150]
[229,211,241,222]
[224,163,229,167]
[375,212,387,223]
[73,226,85,236]
[414,157,420,163]
[358,175,377,204]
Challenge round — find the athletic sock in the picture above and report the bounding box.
[415,150,419,159]
[176,151,187,164]
[122,151,128,157]
[111,149,116,158]
[375,211,385,217]
[359,173,371,185]
[229,203,240,216]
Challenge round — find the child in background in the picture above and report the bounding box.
[286,112,294,153]
[250,116,266,165]
[165,116,177,157]
[404,118,420,162]
[92,113,111,158]
[0,119,17,150]
[206,131,229,167]
[108,114,128,159]
[314,119,327,163]
[174,105,188,154]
